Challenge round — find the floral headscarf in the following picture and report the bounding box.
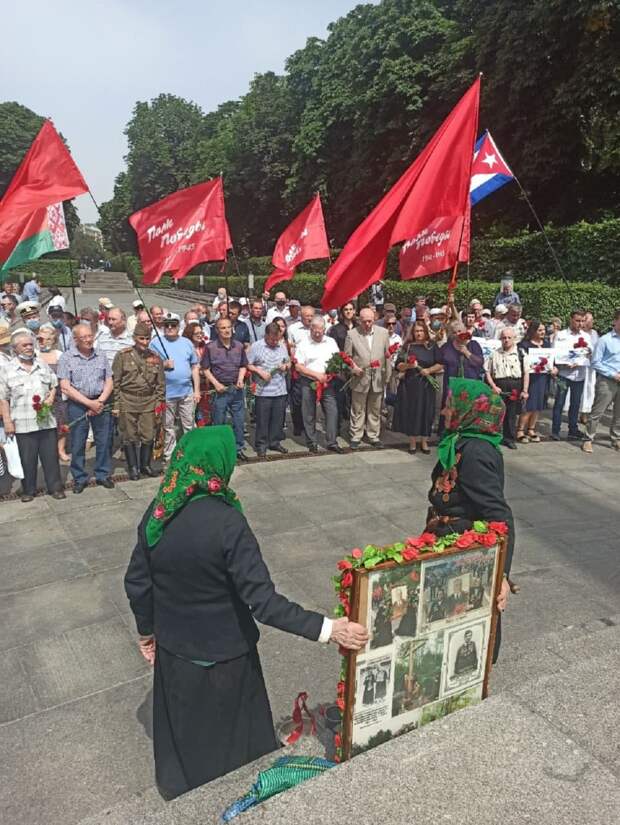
[145,426,243,548]
[437,378,505,472]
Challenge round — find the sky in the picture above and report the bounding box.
[2,0,369,223]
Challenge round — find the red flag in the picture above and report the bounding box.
[320,78,480,309]
[129,178,232,285]
[0,120,89,267]
[265,194,329,293]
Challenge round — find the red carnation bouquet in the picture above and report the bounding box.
[32,394,53,425]
[401,353,440,390]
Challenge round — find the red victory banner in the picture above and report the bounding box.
[129,178,232,285]
[0,120,89,271]
[265,193,330,292]
[321,77,480,309]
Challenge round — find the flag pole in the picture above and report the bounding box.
[67,255,78,315]
[512,175,575,303]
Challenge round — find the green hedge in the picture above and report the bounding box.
[9,257,79,286]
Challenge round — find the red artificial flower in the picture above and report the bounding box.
[407,355,417,366]
[402,547,420,561]
[455,532,476,549]
[207,477,222,493]
[336,681,346,696]
[419,532,436,546]
[334,733,342,748]
[153,504,165,520]
[457,331,472,342]
[32,394,41,404]
[477,531,498,547]
[387,343,400,357]
[340,571,353,589]
[337,559,353,571]
[339,594,351,614]
[351,548,363,559]
[333,754,341,763]
[488,521,509,535]
[370,359,381,369]
[336,698,346,711]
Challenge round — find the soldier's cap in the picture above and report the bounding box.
[132,299,145,310]
[16,300,40,315]
[98,296,113,309]
[162,312,180,325]
[133,322,152,338]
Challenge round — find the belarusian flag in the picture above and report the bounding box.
[1,202,69,271]
[0,120,88,272]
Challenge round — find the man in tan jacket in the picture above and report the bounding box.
[344,307,391,448]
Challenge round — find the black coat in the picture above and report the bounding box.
[124,497,324,662]
[429,438,515,575]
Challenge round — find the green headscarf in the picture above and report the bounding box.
[437,378,505,471]
[145,426,243,548]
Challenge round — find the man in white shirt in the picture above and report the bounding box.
[295,316,342,453]
[265,291,291,324]
[288,305,315,348]
[551,308,592,440]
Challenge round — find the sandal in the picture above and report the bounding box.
[527,430,541,442]
[516,431,529,443]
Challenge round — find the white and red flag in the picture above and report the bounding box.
[129,178,232,285]
[264,193,329,293]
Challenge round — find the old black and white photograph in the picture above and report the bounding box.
[443,619,489,695]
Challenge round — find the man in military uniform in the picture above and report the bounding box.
[112,322,165,480]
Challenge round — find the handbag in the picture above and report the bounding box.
[3,435,24,479]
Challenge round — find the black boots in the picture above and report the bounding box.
[140,442,157,477]
[124,444,140,481]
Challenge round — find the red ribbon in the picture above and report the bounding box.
[285,691,316,745]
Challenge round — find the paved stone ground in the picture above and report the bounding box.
[1,437,619,825]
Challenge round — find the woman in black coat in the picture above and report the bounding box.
[124,426,367,799]
[425,378,515,660]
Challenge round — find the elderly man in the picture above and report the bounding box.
[265,291,290,324]
[112,322,165,479]
[58,323,114,493]
[0,294,19,329]
[583,308,620,453]
[202,318,248,461]
[245,299,267,344]
[493,276,521,308]
[344,307,391,449]
[494,303,527,343]
[16,300,42,335]
[287,299,301,327]
[485,327,529,449]
[247,321,290,457]
[97,307,133,366]
[0,331,65,502]
[295,316,341,453]
[149,305,166,336]
[149,313,200,462]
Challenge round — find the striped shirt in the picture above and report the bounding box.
[247,339,289,397]
[0,357,58,433]
[57,347,112,399]
[97,327,134,366]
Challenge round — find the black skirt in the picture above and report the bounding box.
[153,645,279,799]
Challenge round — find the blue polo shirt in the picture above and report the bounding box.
[150,336,197,400]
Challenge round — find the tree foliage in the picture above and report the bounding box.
[98,0,620,255]
[0,101,81,238]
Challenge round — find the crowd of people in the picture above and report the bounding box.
[0,273,618,502]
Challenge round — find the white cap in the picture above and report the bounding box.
[495,303,508,314]
[163,312,180,324]
[132,299,145,309]
[98,296,113,309]
[429,308,444,316]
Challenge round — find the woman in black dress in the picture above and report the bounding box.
[124,426,368,799]
[393,320,443,454]
[425,378,515,660]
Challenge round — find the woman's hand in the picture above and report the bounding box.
[138,635,156,666]
[497,578,510,613]
[330,618,369,650]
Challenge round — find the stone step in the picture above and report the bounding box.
[80,619,620,825]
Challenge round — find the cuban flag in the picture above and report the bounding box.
[470,130,514,206]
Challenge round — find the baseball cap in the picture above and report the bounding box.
[162,312,180,325]
[495,303,508,314]
[429,308,444,317]
[98,297,113,309]
[481,308,492,317]
[132,299,145,310]
[289,299,301,307]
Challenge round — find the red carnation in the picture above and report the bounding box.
[488,521,509,535]
[407,355,417,366]
[207,477,222,493]
[337,559,353,571]
[575,337,588,349]
[336,697,345,711]
[539,357,548,365]
[59,424,70,434]
[457,331,472,342]
[509,389,520,401]
[402,547,419,561]
[336,681,346,696]
[351,548,363,559]
[334,733,342,748]
[154,402,166,416]
[32,395,41,404]
[477,531,498,547]
[370,359,380,369]
[419,532,436,546]
[340,571,353,589]
[455,532,476,549]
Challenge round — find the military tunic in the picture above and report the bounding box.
[112,347,165,444]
